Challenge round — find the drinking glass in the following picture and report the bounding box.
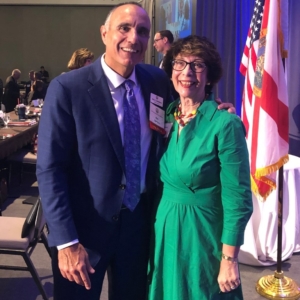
[2,113,10,128]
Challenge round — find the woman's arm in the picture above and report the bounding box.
[217,115,253,292]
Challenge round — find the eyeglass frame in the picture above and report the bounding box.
[171,59,207,73]
[153,38,164,43]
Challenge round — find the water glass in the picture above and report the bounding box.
[2,113,10,128]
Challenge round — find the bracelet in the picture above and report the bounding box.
[221,253,238,263]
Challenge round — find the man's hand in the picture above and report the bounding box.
[58,243,95,289]
[215,98,236,114]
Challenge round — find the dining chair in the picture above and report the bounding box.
[7,133,38,188]
[8,149,37,185]
[0,198,51,300]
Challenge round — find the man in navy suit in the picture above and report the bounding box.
[37,2,171,300]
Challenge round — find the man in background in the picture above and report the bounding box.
[153,30,178,99]
[153,29,174,68]
[39,66,49,83]
[3,69,21,112]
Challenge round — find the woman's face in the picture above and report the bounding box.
[172,54,208,101]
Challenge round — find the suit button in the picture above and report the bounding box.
[119,184,126,190]
[112,215,119,221]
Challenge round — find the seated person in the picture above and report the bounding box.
[28,80,44,106]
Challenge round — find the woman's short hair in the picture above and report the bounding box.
[163,35,223,94]
[67,48,94,70]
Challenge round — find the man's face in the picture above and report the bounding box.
[100,4,150,78]
[153,33,165,53]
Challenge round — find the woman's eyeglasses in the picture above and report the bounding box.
[171,59,206,73]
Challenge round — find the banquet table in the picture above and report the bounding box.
[239,154,300,266]
[0,122,38,160]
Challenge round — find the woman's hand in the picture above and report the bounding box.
[217,259,241,293]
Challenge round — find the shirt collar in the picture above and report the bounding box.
[101,54,138,90]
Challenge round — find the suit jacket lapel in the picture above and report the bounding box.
[135,65,152,116]
[87,60,125,171]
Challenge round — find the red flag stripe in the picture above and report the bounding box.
[259,71,289,143]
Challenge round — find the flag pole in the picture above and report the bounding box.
[256,165,300,299]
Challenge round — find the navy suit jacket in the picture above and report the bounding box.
[36,58,172,251]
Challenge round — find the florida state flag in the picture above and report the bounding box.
[240,0,289,200]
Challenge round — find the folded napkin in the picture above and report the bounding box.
[9,120,37,126]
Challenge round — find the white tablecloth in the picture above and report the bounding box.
[239,154,300,266]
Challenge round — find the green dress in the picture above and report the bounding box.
[148,99,253,300]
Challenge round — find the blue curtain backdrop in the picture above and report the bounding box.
[235,0,255,116]
[194,0,254,116]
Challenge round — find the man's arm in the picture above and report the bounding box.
[36,78,94,289]
[37,78,78,245]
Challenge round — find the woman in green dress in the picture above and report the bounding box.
[148,35,253,300]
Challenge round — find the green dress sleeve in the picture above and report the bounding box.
[217,115,253,246]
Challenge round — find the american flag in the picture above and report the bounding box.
[240,0,289,200]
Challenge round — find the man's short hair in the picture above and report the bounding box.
[104,1,143,29]
[158,30,174,44]
[40,66,44,69]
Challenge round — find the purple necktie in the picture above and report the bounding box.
[123,80,141,211]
